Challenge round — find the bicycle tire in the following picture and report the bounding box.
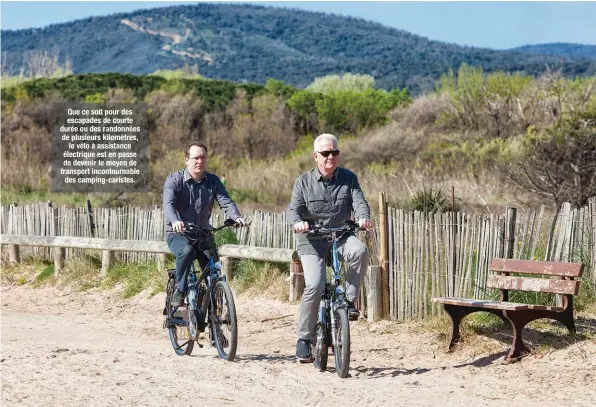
[313,320,328,371]
[333,307,351,378]
[166,277,194,356]
[210,280,238,361]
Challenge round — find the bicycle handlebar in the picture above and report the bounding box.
[183,219,239,238]
[305,220,366,237]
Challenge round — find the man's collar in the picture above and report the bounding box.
[184,168,207,183]
[313,167,338,182]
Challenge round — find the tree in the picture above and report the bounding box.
[306,73,376,95]
[264,78,296,100]
[287,90,323,134]
[508,109,596,207]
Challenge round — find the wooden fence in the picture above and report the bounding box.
[1,197,594,322]
[0,203,298,262]
[0,202,378,263]
[384,198,596,321]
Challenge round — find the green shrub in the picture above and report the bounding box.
[407,187,451,213]
[214,227,239,247]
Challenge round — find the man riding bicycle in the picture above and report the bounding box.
[287,133,373,362]
[163,142,247,308]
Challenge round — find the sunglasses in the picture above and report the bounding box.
[317,149,340,157]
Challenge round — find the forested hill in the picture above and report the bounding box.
[2,3,595,93]
[511,43,596,61]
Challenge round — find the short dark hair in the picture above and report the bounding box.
[185,142,208,158]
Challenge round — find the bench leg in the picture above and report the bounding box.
[560,296,576,334]
[561,316,576,335]
[442,305,507,351]
[504,298,577,362]
[443,305,467,350]
[503,312,531,362]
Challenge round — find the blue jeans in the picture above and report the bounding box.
[166,233,212,293]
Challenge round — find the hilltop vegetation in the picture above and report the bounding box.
[2,3,595,94]
[1,67,595,212]
[511,43,596,61]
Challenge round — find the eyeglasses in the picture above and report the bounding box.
[317,150,340,157]
[188,155,207,161]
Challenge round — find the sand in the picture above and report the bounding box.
[1,285,595,406]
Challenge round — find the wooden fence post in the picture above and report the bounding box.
[221,256,233,281]
[53,247,64,274]
[7,245,20,265]
[379,192,390,318]
[505,207,517,259]
[289,260,304,302]
[365,265,382,322]
[497,215,506,259]
[51,205,65,276]
[156,253,165,273]
[101,250,114,277]
[7,202,20,265]
[87,199,96,237]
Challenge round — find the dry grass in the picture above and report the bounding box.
[0,254,166,298]
[361,307,595,362]
[230,260,290,302]
[1,258,50,286]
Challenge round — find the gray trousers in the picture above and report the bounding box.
[298,235,369,341]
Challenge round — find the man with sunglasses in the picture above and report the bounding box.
[288,133,373,362]
[163,142,248,308]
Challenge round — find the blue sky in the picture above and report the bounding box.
[1,1,595,49]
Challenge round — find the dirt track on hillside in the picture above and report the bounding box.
[1,285,595,407]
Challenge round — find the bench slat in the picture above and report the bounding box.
[486,275,579,295]
[432,298,527,311]
[432,297,564,312]
[490,258,584,277]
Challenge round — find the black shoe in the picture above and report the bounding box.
[346,301,360,321]
[171,290,186,308]
[296,339,312,362]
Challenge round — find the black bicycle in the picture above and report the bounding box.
[163,219,239,360]
[307,220,365,378]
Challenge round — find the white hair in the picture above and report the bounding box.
[314,133,338,152]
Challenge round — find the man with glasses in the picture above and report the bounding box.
[163,142,247,307]
[288,133,373,362]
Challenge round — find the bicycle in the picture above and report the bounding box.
[163,218,239,361]
[307,219,365,378]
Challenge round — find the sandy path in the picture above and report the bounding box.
[1,285,595,406]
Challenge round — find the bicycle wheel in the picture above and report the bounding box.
[166,277,194,356]
[313,319,328,371]
[333,307,351,378]
[210,280,237,361]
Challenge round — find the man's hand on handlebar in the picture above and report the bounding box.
[234,217,249,227]
[293,219,372,234]
[172,221,186,233]
[358,218,373,230]
[293,221,310,233]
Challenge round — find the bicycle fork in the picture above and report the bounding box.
[320,286,344,352]
[330,282,348,349]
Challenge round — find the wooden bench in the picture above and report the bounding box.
[432,258,584,361]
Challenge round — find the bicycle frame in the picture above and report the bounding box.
[311,223,360,350]
[330,232,347,348]
[170,220,235,339]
